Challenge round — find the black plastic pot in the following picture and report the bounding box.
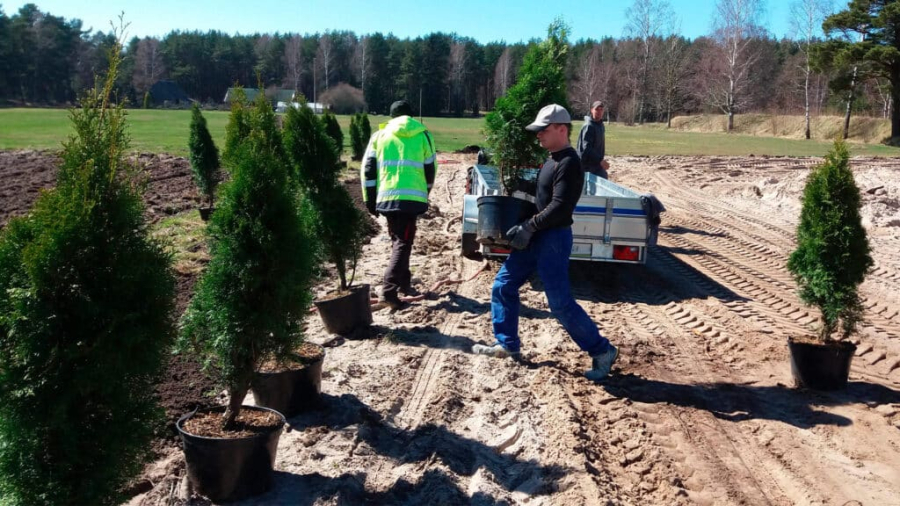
[199,206,213,221]
[253,350,325,418]
[314,284,372,335]
[176,405,285,503]
[788,337,856,391]
[476,195,537,246]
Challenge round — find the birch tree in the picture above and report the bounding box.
[132,37,165,95]
[711,0,767,131]
[283,34,306,92]
[494,47,514,98]
[626,0,675,124]
[790,0,830,139]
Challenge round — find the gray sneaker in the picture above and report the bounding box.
[472,343,520,359]
[585,345,619,382]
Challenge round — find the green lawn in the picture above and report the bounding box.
[1,108,899,157]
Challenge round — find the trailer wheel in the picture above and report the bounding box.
[461,233,482,260]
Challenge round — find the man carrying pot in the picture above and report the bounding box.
[361,100,437,311]
[577,100,609,179]
[471,104,619,382]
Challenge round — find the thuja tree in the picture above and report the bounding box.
[349,113,372,160]
[0,43,174,506]
[360,113,372,147]
[179,91,316,429]
[484,19,569,193]
[284,105,364,291]
[349,114,363,160]
[322,109,344,157]
[188,103,220,208]
[787,139,873,341]
[222,86,250,166]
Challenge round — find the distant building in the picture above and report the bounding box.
[275,101,328,114]
[148,80,192,106]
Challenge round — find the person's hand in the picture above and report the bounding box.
[366,202,379,217]
[506,221,536,250]
[601,159,610,171]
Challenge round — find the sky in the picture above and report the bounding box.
[5,0,802,43]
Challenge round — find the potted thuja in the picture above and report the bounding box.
[786,139,873,390]
[0,41,175,506]
[284,103,371,336]
[188,103,220,220]
[176,92,317,502]
[478,21,569,246]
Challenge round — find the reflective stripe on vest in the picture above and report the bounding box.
[380,159,425,169]
[371,117,435,205]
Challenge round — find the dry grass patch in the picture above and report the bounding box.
[671,113,892,144]
[151,209,208,275]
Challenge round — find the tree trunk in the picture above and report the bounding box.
[892,66,900,142]
[804,65,811,140]
[223,385,249,430]
[727,76,735,132]
[666,105,672,128]
[843,65,858,140]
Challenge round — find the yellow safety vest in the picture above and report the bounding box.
[361,116,436,210]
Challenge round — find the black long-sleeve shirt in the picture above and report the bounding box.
[529,146,583,231]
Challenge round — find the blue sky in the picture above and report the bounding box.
[5,0,806,42]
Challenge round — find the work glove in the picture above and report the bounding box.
[366,202,379,217]
[506,221,536,250]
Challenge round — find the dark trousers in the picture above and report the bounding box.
[383,212,418,300]
[491,227,609,356]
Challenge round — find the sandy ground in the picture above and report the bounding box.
[100,152,900,505]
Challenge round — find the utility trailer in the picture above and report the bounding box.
[460,165,652,264]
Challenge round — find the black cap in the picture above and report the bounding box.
[390,100,413,118]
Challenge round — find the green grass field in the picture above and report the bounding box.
[1,108,899,157]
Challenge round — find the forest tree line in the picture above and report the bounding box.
[0,1,893,127]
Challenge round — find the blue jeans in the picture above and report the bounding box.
[491,227,610,356]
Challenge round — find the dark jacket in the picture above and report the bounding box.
[640,194,666,247]
[576,116,605,175]
[529,147,583,231]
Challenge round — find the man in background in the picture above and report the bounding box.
[577,100,609,179]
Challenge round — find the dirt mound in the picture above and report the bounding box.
[0,150,59,225]
[670,113,891,144]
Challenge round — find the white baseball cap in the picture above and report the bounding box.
[525,104,572,132]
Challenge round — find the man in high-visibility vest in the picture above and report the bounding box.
[362,100,437,310]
